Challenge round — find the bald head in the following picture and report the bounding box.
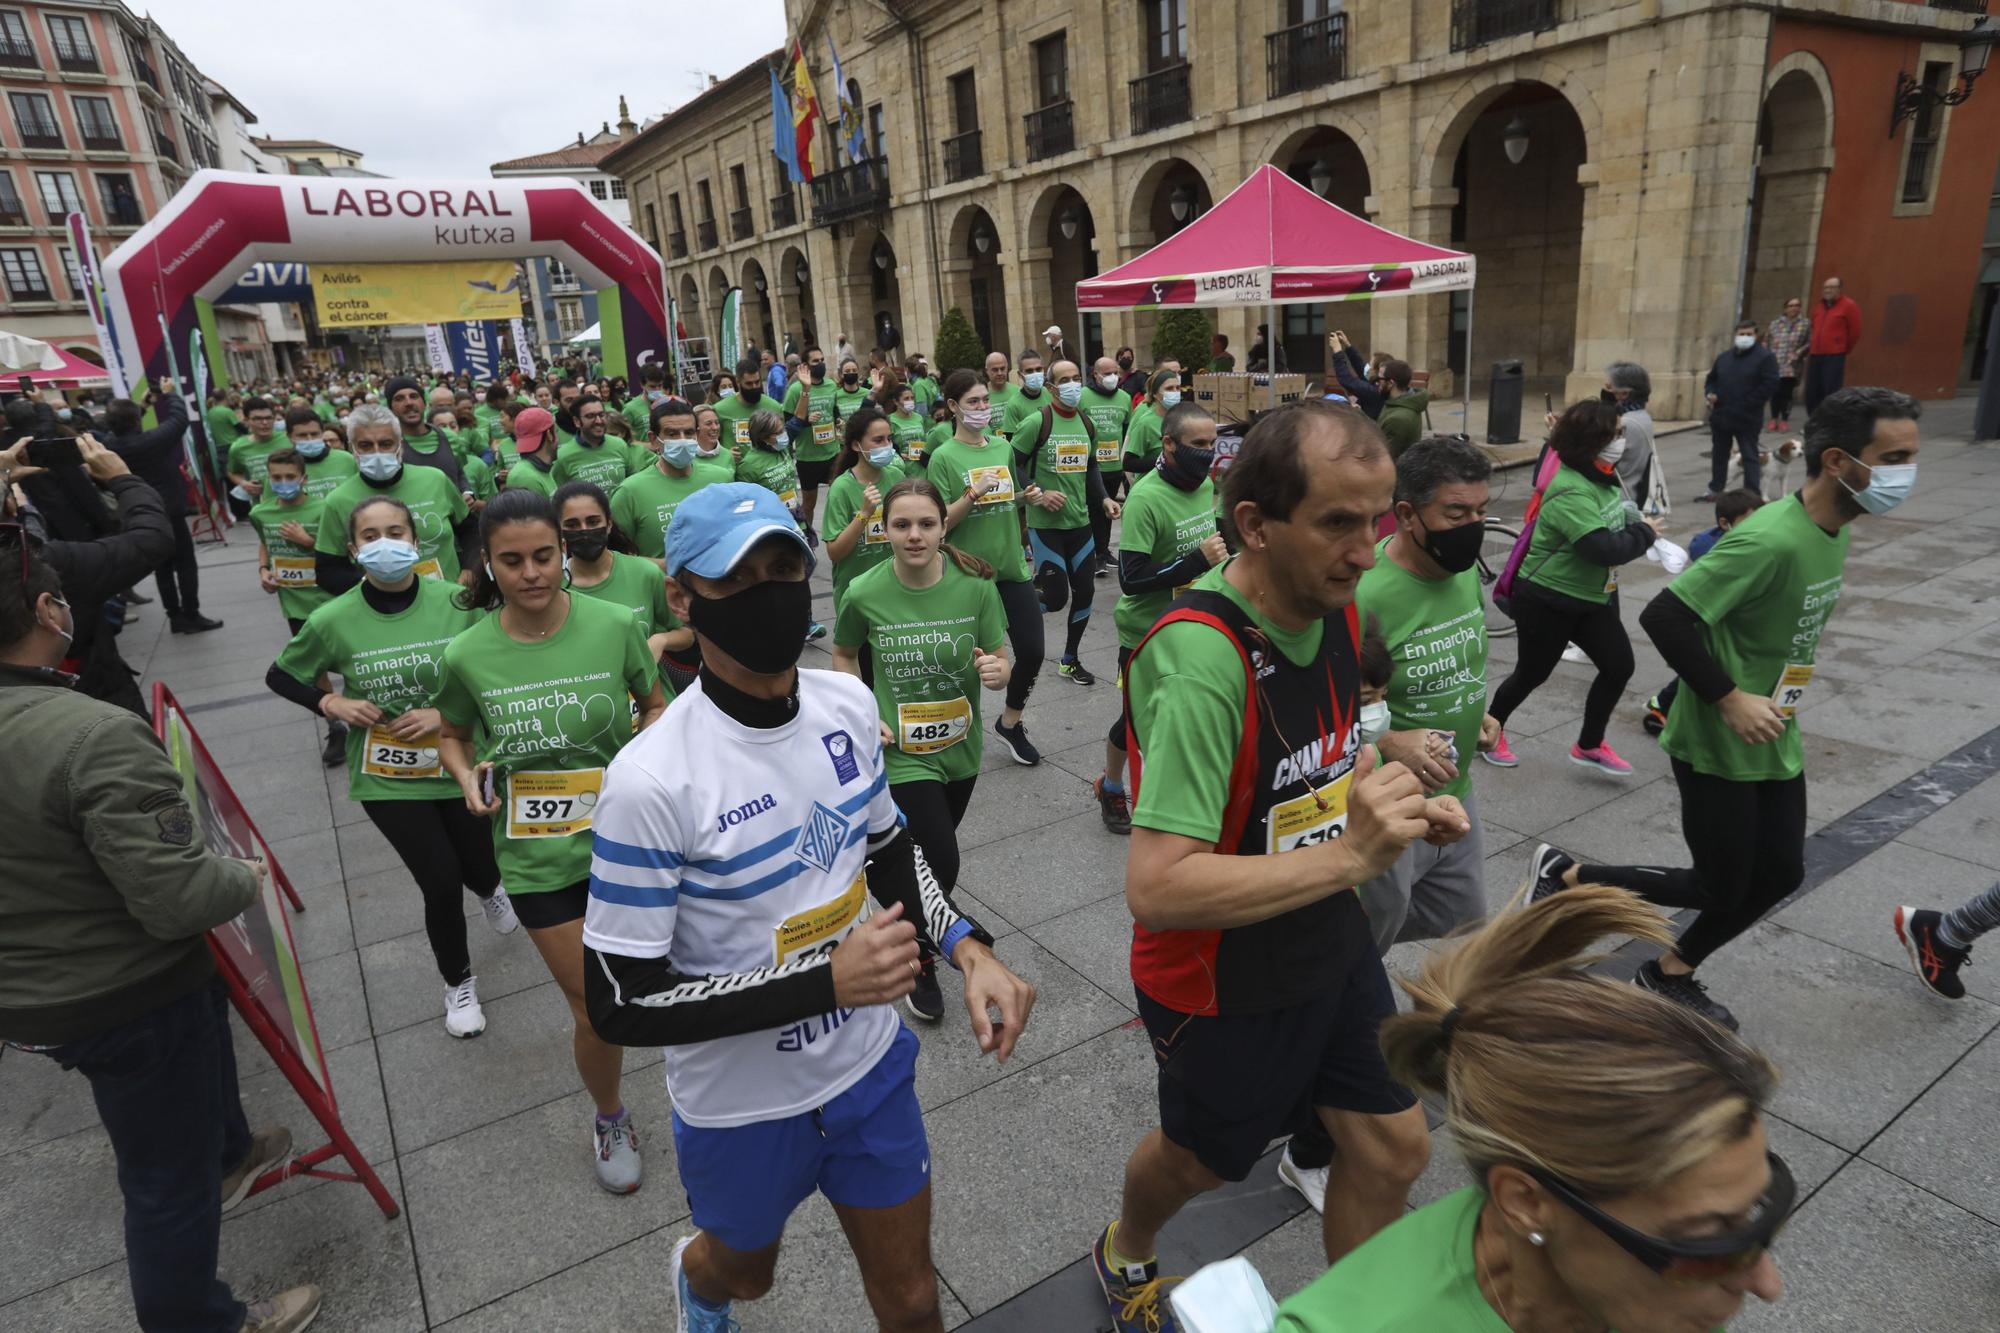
[1050,360,1081,385]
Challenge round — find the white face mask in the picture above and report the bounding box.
[1098,373,1120,391]
[1598,436,1628,466]
[1358,700,1391,745]
[1733,334,1756,351]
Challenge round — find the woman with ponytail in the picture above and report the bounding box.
[1274,884,1789,1332]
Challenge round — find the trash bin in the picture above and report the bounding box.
[1486,359,1524,445]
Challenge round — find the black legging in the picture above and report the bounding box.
[1092,470,1125,565]
[1488,581,1632,751]
[996,578,1044,713]
[153,513,202,617]
[890,775,977,900]
[1030,524,1097,661]
[361,797,502,985]
[1108,646,1135,751]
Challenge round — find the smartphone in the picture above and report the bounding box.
[480,765,498,808]
[26,437,82,468]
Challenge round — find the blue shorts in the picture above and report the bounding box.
[672,1024,930,1253]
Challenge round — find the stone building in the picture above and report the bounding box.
[604,0,2000,417]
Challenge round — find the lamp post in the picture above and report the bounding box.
[1502,117,1530,165]
[1168,182,1195,226]
[1059,204,1080,240]
[1308,158,1334,197]
[1890,18,1995,137]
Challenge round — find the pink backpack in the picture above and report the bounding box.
[1492,446,1562,614]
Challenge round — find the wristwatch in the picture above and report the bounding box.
[939,915,996,964]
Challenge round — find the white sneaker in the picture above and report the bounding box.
[593,1110,643,1194]
[444,976,485,1038]
[1277,1143,1328,1215]
[481,888,520,935]
[1560,642,1590,664]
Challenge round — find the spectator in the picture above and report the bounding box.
[1604,360,1658,508]
[1246,322,1288,372]
[0,534,320,1333]
[1328,331,1383,418]
[774,352,799,398]
[1208,332,1235,372]
[1375,360,1431,458]
[1115,345,1148,399]
[1702,320,1779,501]
[1764,296,1809,430]
[835,331,857,365]
[101,378,213,632]
[1805,276,1861,414]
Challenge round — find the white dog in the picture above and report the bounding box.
[1727,437,1802,500]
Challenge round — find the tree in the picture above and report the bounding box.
[934,306,984,376]
[1151,308,1213,376]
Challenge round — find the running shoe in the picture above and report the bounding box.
[905,953,945,1022]
[1060,656,1097,686]
[239,1285,322,1333]
[1092,1223,1180,1333]
[1893,905,1970,1000]
[669,1235,739,1332]
[1528,843,1574,906]
[1570,742,1633,777]
[805,620,827,642]
[320,723,347,769]
[1096,558,1115,581]
[1276,1143,1328,1215]
[994,718,1041,766]
[1643,695,1668,737]
[444,976,486,1038]
[1560,643,1590,664]
[1479,729,1519,768]
[1634,959,1739,1031]
[481,888,520,935]
[1094,776,1132,835]
[221,1126,292,1213]
[593,1110,643,1194]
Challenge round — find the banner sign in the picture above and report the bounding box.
[422,323,452,373]
[215,260,313,305]
[316,260,523,327]
[444,319,500,381]
[511,316,536,378]
[719,286,744,371]
[66,211,129,395]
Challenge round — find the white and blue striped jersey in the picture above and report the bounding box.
[582,669,906,1128]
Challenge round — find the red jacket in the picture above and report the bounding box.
[1809,295,1862,356]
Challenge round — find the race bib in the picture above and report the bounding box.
[812,418,838,447]
[734,419,751,445]
[774,869,866,967]
[779,487,799,508]
[414,557,444,580]
[967,465,1013,506]
[1053,441,1089,474]
[1770,663,1814,718]
[1267,771,1353,855]
[1096,440,1123,466]
[863,515,889,546]
[1604,567,1618,594]
[897,696,971,754]
[271,555,316,587]
[506,768,605,839]
[361,725,441,780]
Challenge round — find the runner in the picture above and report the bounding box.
[313,405,475,597]
[205,387,244,492]
[712,356,764,450]
[1000,348,1048,434]
[982,350,1019,424]
[1013,359,1117,687]
[248,446,346,768]
[623,365,668,439]
[1122,368,1179,484]
[501,406,561,499]
[282,406,358,502]
[1895,889,2000,1000]
[1093,401,1465,1332]
[1095,401,1223,833]
[820,407,906,617]
[883,379,930,468]
[1081,355,1135,578]
[691,402,733,474]
[266,493,516,1037]
[223,396,282,522]
[611,398,732,564]
[782,350,840,545]
[554,480,688,664]
[730,408,825,643]
[433,487,669,1191]
[1643,488,1766,737]
[1527,387,1921,1031]
[580,481,1035,1332]
[383,375,472,495]
[905,353,940,417]
[432,406,496,507]
[553,394,645,492]
[832,356,871,424]
[927,369,1047,765]
[833,478,1011,1025]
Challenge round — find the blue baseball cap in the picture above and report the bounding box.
[665,482,814,579]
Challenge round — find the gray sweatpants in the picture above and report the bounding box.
[1942,880,2000,951]
[1357,784,1488,956]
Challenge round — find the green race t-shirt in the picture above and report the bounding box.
[314,467,470,582]
[887,410,929,458]
[503,455,559,499]
[1079,387,1132,471]
[226,433,283,489]
[276,579,483,803]
[445,424,486,463]
[461,453,497,503]
[1274,1188,1509,1333]
[551,436,644,492]
[249,494,332,623]
[1113,469,1216,649]
[833,386,870,422]
[1355,537,1488,800]
[610,461,731,559]
[1524,464,1630,605]
[821,463,907,609]
[1011,406,1094,533]
[300,447,358,502]
[1124,403,1164,466]
[206,405,243,452]
[570,552,678,637]
[735,441,802,510]
[833,559,1006,784]
[620,395,653,439]
[712,392,758,449]
[782,380,841,462]
[1661,492,1849,782]
[1001,388,1051,436]
[907,375,940,415]
[986,382,1020,424]
[927,436,1029,584]
[430,594,663,894]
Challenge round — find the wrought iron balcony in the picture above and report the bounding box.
[1129,63,1192,136]
[1267,15,1346,99]
[1451,0,1560,52]
[54,46,98,73]
[770,191,797,229]
[696,217,717,250]
[0,207,26,227]
[1024,100,1074,162]
[0,40,36,68]
[82,131,122,152]
[668,229,687,259]
[809,155,890,227]
[730,206,753,241]
[20,126,62,149]
[153,131,178,162]
[942,129,982,183]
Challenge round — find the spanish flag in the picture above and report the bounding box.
[788,39,820,183]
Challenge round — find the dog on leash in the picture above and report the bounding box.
[1727,438,1802,499]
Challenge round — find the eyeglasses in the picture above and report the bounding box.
[1531,1151,1795,1285]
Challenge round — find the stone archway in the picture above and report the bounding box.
[1124,159,1213,354]
[1026,183,1101,364]
[741,257,776,356]
[778,244,816,353]
[1744,59,1833,329]
[943,201,1008,356]
[1276,125,1374,377]
[840,225,904,360]
[677,273,703,351]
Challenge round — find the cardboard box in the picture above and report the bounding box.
[1247,373,1309,414]
[1191,372,1248,422]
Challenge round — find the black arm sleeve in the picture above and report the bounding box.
[862,825,991,968]
[1085,446,1106,506]
[265,661,327,714]
[1122,453,1149,478]
[585,942,842,1048]
[316,551,360,597]
[452,510,480,572]
[1640,587,1737,705]
[1119,546,1209,597]
[1570,523,1654,567]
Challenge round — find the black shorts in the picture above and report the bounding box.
[1136,956,1415,1182]
[797,457,834,489]
[508,879,589,930]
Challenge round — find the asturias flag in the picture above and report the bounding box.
[768,62,802,184]
[788,39,820,183]
[828,36,866,162]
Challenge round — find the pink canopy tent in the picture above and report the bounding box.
[0,331,111,387]
[1077,164,1477,425]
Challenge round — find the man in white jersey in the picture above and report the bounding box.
[583,482,1036,1333]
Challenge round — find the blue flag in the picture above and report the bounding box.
[828,36,866,162]
[769,64,802,184]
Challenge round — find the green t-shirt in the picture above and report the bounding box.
[314,467,470,582]
[833,386,870,422]
[887,410,929,457]
[551,436,644,493]
[735,441,801,509]
[1523,464,1631,604]
[986,382,1020,423]
[475,402,505,434]
[1354,538,1488,800]
[430,594,663,895]
[1209,353,1236,372]
[300,447,358,502]
[782,380,842,462]
[206,404,243,451]
[906,375,940,415]
[1275,1188,1508,1333]
[570,552,677,637]
[488,423,521,468]
[1079,387,1133,472]
[1127,561,1320,842]
[1000,387,1050,436]
[460,454,498,502]
[503,455,559,498]
[1661,492,1849,782]
[226,433,283,489]
[249,494,332,623]
[693,447,737,479]
[609,461,731,559]
[275,579,483,803]
[1124,402,1164,465]
[313,399,337,425]
[1113,469,1216,649]
[711,392,759,450]
[620,395,653,439]
[833,559,1006,785]
[821,463,907,609]
[1010,406,1093,533]
[927,436,1029,584]
[451,424,490,463]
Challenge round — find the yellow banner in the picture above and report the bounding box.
[313,260,523,327]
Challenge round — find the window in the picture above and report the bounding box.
[10,91,60,146]
[555,297,585,337]
[34,171,81,222]
[1286,0,1338,17]
[949,71,978,134]
[1033,32,1068,107]
[1144,0,1188,70]
[696,180,713,221]
[643,201,659,245]
[95,171,140,225]
[0,170,23,223]
[122,33,154,86]
[549,260,578,288]
[730,165,748,210]
[1903,60,1953,205]
[610,178,626,200]
[588,179,607,200]
[73,94,119,148]
[46,13,95,70]
[1,246,50,300]
[868,105,885,159]
[58,244,83,299]
[0,10,34,66]
[669,193,684,230]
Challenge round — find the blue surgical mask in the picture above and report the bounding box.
[356,451,402,483]
[55,407,72,422]
[867,444,898,469]
[353,537,419,581]
[717,388,736,400]
[1056,382,1084,409]
[660,440,697,469]
[270,479,303,500]
[1160,390,1182,408]
[1022,371,1045,392]
[295,439,329,460]
[1842,460,1917,515]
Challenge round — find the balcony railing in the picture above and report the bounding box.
[54,46,98,73]
[1024,100,1075,162]
[7,281,52,302]
[134,59,158,89]
[1267,15,1347,99]
[153,131,178,162]
[0,206,27,226]
[942,128,982,183]
[668,229,687,258]
[1129,63,1192,136]
[1451,0,1560,51]
[729,205,753,241]
[809,155,890,227]
[0,40,36,68]
[1930,0,1988,11]
[104,197,142,226]
[20,125,62,150]
[82,130,122,152]
[696,217,717,250]
[770,191,796,228]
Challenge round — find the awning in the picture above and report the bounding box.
[568,322,602,345]
[0,331,111,386]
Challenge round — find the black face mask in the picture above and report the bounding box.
[1161,442,1215,490]
[809,362,826,374]
[562,528,611,562]
[740,385,761,404]
[682,575,811,674]
[1416,512,1485,575]
[1117,357,1134,372]
[841,373,859,387]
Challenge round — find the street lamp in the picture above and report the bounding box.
[872,241,892,271]
[795,261,810,287]
[753,271,767,294]
[1502,117,1530,165]
[1169,182,1195,223]
[973,221,993,255]
[1059,204,1080,240]
[1891,18,1995,136]
[1308,158,1334,197]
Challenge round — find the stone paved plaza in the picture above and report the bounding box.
[5,401,2000,1331]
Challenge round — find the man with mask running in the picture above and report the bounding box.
[712,356,764,450]
[1080,355,1135,579]
[1000,349,1048,435]
[611,398,732,564]
[313,404,475,596]
[553,395,644,492]
[582,482,1036,1333]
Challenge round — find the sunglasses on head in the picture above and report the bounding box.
[1530,1151,1794,1286]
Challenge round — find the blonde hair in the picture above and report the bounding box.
[1380,885,1778,1200]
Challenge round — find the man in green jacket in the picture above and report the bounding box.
[0,538,320,1333]
[1375,360,1431,458]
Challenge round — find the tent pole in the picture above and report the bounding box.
[1462,286,1474,438]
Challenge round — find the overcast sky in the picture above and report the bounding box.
[139,0,789,178]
